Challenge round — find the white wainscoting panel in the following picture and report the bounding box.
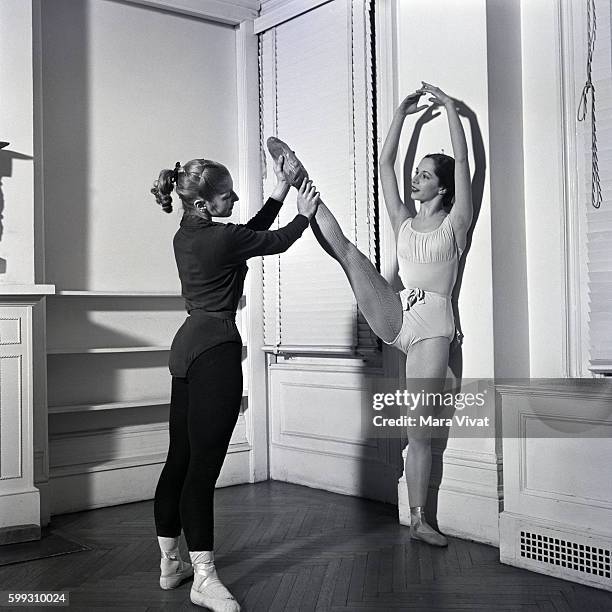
[269,360,401,504]
[0,299,51,539]
[498,382,612,591]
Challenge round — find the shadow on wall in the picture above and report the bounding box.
[41,0,90,289]
[0,143,34,274]
[395,100,486,524]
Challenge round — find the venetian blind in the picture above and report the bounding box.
[585,0,612,372]
[259,0,377,353]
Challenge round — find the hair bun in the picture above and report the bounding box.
[151,171,175,213]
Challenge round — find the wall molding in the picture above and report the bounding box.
[271,443,401,503]
[269,357,380,374]
[123,0,259,25]
[0,318,22,345]
[0,354,24,481]
[49,416,250,470]
[49,445,252,514]
[237,16,269,482]
[255,0,331,33]
[496,380,611,400]
[272,439,390,465]
[558,0,589,377]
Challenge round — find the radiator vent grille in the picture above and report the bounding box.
[520,531,611,579]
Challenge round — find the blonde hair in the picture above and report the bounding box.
[151,159,231,214]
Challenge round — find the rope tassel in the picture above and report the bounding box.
[577,0,602,209]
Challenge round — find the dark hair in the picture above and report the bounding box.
[151,159,231,214]
[424,153,455,208]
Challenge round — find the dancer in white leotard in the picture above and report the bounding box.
[390,213,461,352]
[269,82,473,546]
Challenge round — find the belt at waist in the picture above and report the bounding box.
[188,308,236,321]
[399,287,451,311]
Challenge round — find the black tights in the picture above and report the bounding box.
[154,342,242,550]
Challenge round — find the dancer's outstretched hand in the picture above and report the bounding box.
[420,82,453,107]
[397,91,428,116]
[273,154,289,186]
[297,178,319,220]
[270,153,291,201]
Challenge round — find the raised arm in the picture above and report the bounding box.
[223,179,319,264]
[420,82,473,248]
[379,92,428,234]
[245,155,291,231]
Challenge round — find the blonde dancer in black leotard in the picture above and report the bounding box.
[270,83,473,546]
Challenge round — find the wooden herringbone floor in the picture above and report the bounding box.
[1,481,611,611]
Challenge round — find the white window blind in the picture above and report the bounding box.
[259,0,377,354]
[585,0,612,373]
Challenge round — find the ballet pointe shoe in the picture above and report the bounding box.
[158,536,193,589]
[189,551,240,611]
[409,507,448,547]
[159,551,193,589]
[266,136,309,188]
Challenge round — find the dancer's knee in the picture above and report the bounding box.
[407,436,432,454]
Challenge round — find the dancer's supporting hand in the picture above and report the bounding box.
[397,90,429,116]
[270,154,291,201]
[296,178,320,220]
[419,82,453,109]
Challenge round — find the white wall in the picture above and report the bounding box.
[397,0,495,379]
[41,0,239,292]
[396,0,570,380]
[0,0,35,284]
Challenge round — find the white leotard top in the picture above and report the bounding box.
[396,215,461,297]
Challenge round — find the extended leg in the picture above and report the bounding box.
[311,200,403,343]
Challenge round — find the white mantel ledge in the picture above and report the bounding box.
[0,284,55,299]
